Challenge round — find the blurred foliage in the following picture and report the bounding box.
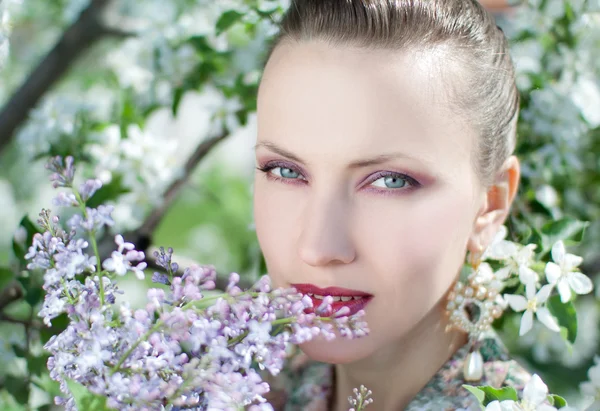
[0,0,598,409]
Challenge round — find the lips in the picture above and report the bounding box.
[291,283,373,316]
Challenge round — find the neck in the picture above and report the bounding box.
[332,305,467,411]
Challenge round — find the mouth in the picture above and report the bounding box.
[291,283,373,316]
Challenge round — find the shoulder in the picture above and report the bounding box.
[261,346,333,411]
[406,336,531,411]
[261,336,530,411]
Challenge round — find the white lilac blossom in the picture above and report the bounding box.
[545,241,593,303]
[85,122,183,229]
[581,356,600,407]
[16,95,95,158]
[28,156,370,410]
[103,0,285,92]
[504,284,560,336]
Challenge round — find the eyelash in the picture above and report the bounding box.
[256,161,421,194]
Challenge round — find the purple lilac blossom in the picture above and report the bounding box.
[102,235,147,279]
[27,157,370,410]
[46,156,75,188]
[78,178,102,201]
[67,205,115,232]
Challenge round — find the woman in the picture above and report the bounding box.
[253,0,527,409]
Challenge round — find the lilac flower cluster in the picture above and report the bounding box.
[26,157,370,410]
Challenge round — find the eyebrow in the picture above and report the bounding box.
[254,141,425,169]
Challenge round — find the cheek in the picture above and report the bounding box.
[358,187,474,267]
[356,188,476,322]
[253,178,302,288]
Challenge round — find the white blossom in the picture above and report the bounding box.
[492,242,538,286]
[516,374,558,411]
[581,356,600,401]
[485,400,518,411]
[545,241,593,302]
[518,298,599,367]
[504,284,560,336]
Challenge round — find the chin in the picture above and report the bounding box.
[299,334,376,364]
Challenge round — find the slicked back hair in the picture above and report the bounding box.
[265,0,519,187]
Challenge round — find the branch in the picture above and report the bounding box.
[0,312,42,328]
[105,132,229,255]
[0,313,29,325]
[99,25,137,39]
[0,0,115,155]
[1,131,229,311]
[144,132,229,236]
[0,281,24,311]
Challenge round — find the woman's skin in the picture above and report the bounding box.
[254,41,520,411]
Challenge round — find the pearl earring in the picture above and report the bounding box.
[445,245,504,382]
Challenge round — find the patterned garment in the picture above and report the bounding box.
[262,336,531,411]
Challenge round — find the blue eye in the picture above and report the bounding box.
[272,166,302,179]
[371,175,408,189]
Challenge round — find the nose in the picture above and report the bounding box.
[297,195,356,267]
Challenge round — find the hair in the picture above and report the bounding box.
[265,0,519,187]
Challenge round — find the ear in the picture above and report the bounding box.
[467,156,520,253]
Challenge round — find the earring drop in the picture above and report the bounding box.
[445,246,504,382]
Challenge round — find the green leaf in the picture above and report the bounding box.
[8,346,50,376]
[525,226,543,251]
[188,35,213,54]
[462,385,485,404]
[119,89,144,135]
[2,376,29,404]
[40,313,70,344]
[253,6,281,18]
[12,215,40,267]
[66,379,111,411]
[0,267,15,291]
[547,294,577,344]
[462,385,518,406]
[0,390,28,411]
[172,86,185,115]
[215,10,244,35]
[480,386,519,405]
[31,373,61,395]
[27,354,49,377]
[540,218,589,255]
[16,274,43,308]
[10,344,27,358]
[548,394,568,408]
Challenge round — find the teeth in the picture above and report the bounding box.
[310,294,365,301]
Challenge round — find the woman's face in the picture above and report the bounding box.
[253,41,486,363]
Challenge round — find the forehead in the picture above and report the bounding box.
[257,41,476,174]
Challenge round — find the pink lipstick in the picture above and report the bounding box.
[291,283,373,316]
